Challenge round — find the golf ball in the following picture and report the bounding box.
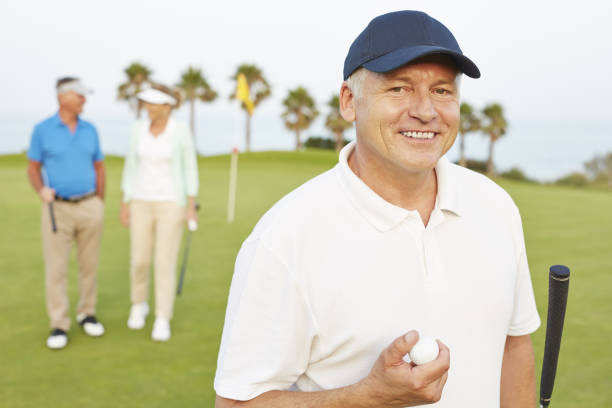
[188,219,198,231]
[409,336,439,365]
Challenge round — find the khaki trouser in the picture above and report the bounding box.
[129,200,185,320]
[41,196,104,331]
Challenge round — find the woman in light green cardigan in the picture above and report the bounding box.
[120,88,199,342]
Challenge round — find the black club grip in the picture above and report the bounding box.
[540,265,570,407]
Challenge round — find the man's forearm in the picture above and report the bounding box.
[500,334,536,408]
[95,162,105,200]
[216,381,376,408]
[27,162,44,193]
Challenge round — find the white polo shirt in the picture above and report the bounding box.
[215,142,540,407]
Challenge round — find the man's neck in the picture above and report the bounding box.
[58,108,78,130]
[348,148,438,226]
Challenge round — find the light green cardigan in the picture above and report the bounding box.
[121,118,199,207]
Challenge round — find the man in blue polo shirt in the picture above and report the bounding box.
[27,77,106,350]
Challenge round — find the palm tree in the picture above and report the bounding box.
[117,62,153,118]
[230,64,271,152]
[325,95,353,151]
[458,102,481,167]
[176,66,217,139]
[282,87,319,151]
[482,103,508,177]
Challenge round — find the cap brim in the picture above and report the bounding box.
[74,86,94,96]
[138,96,176,105]
[57,83,94,96]
[362,45,480,78]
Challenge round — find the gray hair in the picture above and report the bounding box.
[345,68,371,100]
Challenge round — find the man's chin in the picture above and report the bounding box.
[396,154,443,173]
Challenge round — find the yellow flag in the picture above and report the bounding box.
[236,73,254,116]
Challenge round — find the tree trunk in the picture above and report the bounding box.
[245,111,251,152]
[335,131,343,152]
[459,132,466,167]
[189,99,196,140]
[487,134,495,177]
[295,129,301,151]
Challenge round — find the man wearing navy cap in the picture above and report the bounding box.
[215,11,540,407]
[27,77,106,350]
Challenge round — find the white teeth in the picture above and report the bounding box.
[401,131,435,139]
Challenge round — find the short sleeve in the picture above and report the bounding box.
[27,125,43,162]
[508,207,541,336]
[92,126,104,162]
[214,237,317,401]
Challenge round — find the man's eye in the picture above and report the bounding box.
[434,88,451,95]
[390,87,404,93]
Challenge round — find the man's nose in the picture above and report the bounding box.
[407,90,437,123]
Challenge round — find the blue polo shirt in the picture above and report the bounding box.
[28,113,104,198]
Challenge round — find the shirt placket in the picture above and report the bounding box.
[423,209,448,294]
[406,209,448,294]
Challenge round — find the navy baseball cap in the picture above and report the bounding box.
[343,11,480,80]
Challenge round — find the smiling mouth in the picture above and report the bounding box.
[400,131,436,140]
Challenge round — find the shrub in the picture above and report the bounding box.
[304,136,349,150]
[555,172,589,187]
[455,159,487,173]
[500,167,535,183]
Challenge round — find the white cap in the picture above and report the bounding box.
[57,79,93,96]
[137,88,177,106]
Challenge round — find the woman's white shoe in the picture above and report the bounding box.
[127,302,149,330]
[151,318,171,342]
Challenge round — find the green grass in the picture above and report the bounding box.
[1,151,611,406]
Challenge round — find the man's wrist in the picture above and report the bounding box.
[350,377,382,408]
[39,186,50,197]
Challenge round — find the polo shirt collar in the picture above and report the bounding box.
[336,141,462,232]
[52,112,81,128]
[51,113,63,126]
[435,150,463,217]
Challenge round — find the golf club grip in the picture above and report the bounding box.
[540,265,570,407]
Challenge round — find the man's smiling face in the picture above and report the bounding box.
[346,55,461,176]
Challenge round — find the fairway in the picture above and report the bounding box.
[1,151,610,407]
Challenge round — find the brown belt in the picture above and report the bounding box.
[54,192,96,203]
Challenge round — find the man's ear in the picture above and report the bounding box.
[339,82,356,122]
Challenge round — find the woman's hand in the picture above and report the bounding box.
[120,202,130,228]
[187,202,198,223]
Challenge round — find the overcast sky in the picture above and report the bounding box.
[1,0,611,121]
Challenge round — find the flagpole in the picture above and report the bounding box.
[227,147,238,224]
[228,73,253,224]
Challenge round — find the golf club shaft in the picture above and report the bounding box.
[540,265,570,407]
[176,203,199,296]
[48,202,57,233]
[176,231,192,295]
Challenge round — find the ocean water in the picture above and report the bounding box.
[2,112,610,182]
